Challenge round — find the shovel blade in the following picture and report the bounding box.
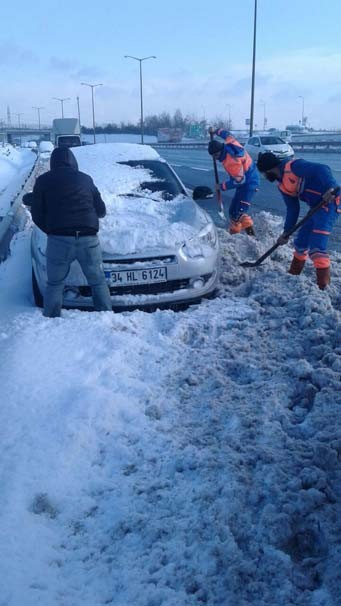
[240,261,258,268]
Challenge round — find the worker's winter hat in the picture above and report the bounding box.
[208,140,224,155]
[257,152,281,172]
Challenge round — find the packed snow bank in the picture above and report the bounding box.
[0,145,36,214]
[0,211,340,606]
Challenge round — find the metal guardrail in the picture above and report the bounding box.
[152,141,341,152]
[0,158,38,261]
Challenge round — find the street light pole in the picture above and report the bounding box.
[53,97,71,118]
[76,96,81,131]
[249,0,257,137]
[260,100,266,131]
[16,113,23,128]
[81,83,103,144]
[226,104,231,128]
[32,106,44,130]
[124,55,156,144]
[298,95,305,127]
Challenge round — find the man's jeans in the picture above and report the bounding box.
[43,235,112,317]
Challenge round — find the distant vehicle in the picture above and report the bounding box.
[38,141,54,153]
[38,140,54,165]
[157,128,183,143]
[285,124,306,134]
[267,129,292,142]
[244,135,294,160]
[26,143,220,311]
[27,140,38,154]
[51,118,81,148]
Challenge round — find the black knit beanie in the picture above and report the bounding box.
[208,140,224,155]
[257,152,281,172]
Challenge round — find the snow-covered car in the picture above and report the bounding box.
[28,143,220,311]
[38,140,54,166]
[244,135,294,160]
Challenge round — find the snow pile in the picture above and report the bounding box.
[0,145,36,214]
[0,208,340,605]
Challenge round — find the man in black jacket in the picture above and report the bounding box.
[31,147,112,317]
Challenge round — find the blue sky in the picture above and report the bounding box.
[2,0,341,130]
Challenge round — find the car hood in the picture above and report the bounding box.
[99,194,209,256]
[264,144,291,153]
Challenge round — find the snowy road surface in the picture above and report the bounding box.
[0,210,340,606]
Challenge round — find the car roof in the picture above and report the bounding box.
[73,142,161,164]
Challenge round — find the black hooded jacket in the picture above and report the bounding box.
[31,147,106,235]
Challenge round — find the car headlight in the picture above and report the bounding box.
[181,223,217,259]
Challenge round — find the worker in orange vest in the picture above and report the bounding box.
[257,152,340,289]
[208,128,259,235]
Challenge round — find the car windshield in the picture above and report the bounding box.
[260,136,285,145]
[117,159,187,200]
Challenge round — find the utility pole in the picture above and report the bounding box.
[32,106,44,130]
[53,97,71,118]
[249,0,257,137]
[76,96,81,130]
[124,55,156,144]
[81,83,102,144]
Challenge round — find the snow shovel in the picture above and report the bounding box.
[240,192,338,268]
[209,130,226,220]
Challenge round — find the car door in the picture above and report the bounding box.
[245,136,261,159]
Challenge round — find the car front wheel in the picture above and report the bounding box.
[32,268,44,308]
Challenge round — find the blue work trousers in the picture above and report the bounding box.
[43,234,112,317]
[229,182,259,220]
[294,202,339,263]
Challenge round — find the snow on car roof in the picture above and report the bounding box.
[73,142,161,165]
[72,142,163,197]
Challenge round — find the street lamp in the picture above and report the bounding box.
[32,106,44,130]
[53,97,71,118]
[124,55,156,144]
[16,113,23,128]
[298,95,305,127]
[81,83,103,144]
[249,0,257,137]
[76,96,82,133]
[226,104,231,128]
[260,100,267,131]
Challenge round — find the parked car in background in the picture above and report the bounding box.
[267,129,292,142]
[245,135,294,160]
[38,140,54,166]
[25,143,220,311]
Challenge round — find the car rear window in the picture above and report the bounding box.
[118,160,186,199]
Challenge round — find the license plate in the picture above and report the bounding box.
[105,266,167,287]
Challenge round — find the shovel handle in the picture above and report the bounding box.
[209,131,225,218]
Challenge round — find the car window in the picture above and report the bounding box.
[118,159,187,199]
[260,137,285,145]
[248,137,258,146]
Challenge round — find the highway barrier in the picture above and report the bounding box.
[152,140,341,152]
[0,158,38,262]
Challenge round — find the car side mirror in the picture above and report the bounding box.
[22,192,33,207]
[192,186,213,201]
